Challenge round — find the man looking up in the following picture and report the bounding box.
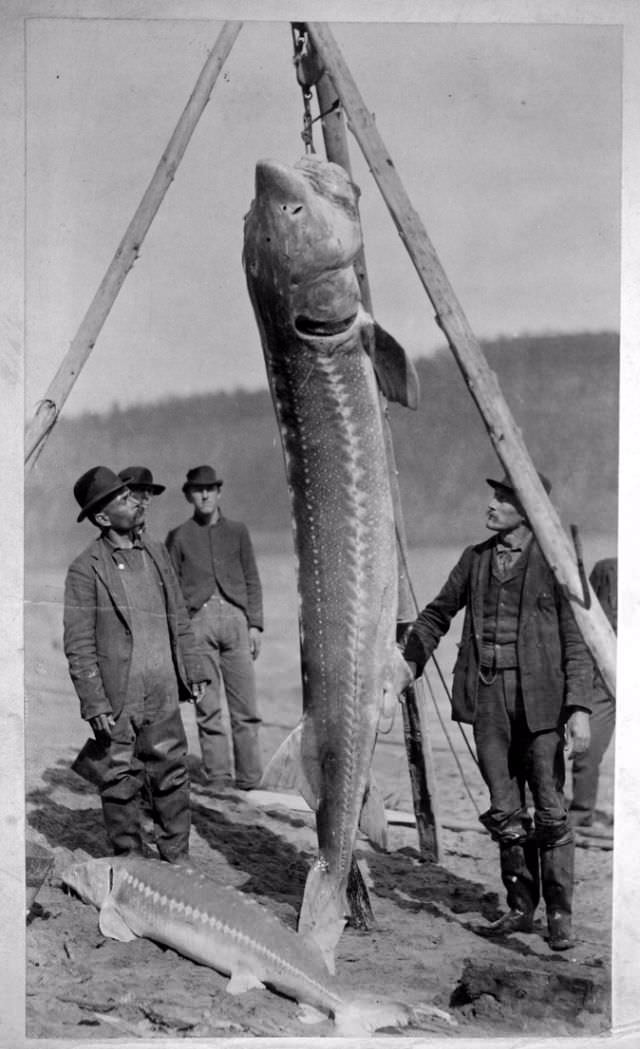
[401,471,592,951]
[63,466,207,862]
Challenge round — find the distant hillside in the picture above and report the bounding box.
[26,332,619,571]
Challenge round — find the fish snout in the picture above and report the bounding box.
[255,160,308,209]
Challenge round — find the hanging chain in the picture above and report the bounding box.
[301,89,315,154]
[291,23,323,155]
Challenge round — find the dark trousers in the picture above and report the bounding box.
[474,668,569,844]
[101,685,190,862]
[474,668,574,923]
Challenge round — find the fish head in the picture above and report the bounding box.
[244,156,365,348]
[61,856,115,908]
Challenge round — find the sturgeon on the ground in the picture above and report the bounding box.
[61,856,452,1035]
[243,156,419,962]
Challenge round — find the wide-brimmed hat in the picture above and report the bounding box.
[182,465,223,492]
[118,465,166,495]
[74,466,127,523]
[486,471,552,497]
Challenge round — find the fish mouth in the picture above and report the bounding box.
[295,312,358,338]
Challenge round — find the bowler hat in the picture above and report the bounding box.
[118,465,166,495]
[74,466,127,523]
[486,471,552,497]
[182,464,224,492]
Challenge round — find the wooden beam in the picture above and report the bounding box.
[25,21,243,470]
[306,21,617,697]
[315,61,442,863]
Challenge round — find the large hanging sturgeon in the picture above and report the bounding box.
[61,856,453,1034]
[243,156,419,963]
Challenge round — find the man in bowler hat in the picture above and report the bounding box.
[63,466,208,861]
[166,465,264,791]
[118,465,166,538]
[400,471,592,951]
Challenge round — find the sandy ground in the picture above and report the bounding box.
[24,550,614,1040]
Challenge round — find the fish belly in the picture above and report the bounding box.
[269,339,397,883]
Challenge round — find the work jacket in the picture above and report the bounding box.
[63,534,207,721]
[165,514,263,630]
[403,537,592,732]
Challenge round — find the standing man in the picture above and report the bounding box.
[118,465,166,517]
[118,465,166,539]
[569,556,617,828]
[401,472,592,951]
[166,465,264,791]
[64,466,208,862]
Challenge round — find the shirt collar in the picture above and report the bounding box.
[495,526,532,553]
[102,530,144,551]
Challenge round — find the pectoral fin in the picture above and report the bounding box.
[99,899,137,942]
[371,322,420,409]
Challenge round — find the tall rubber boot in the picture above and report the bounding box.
[540,838,575,951]
[471,840,537,937]
[100,786,145,857]
[140,711,191,863]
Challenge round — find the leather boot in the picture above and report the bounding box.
[471,840,537,937]
[540,839,575,951]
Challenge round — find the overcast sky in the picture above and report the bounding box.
[25,17,622,417]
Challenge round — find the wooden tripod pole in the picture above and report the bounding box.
[307,21,617,697]
[25,21,243,470]
[315,64,442,862]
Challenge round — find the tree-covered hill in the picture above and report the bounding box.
[26,331,618,571]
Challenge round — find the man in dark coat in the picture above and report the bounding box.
[401,472,592,951]
[166,465,264,791]
[64,466,208,861]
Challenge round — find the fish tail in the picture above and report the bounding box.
[297,861,347,974]
[333,996,456,1036]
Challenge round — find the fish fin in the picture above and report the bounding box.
[297,1003,328,1026]
[299,715,324,803]
[334,995,416,1036]
[98,899,136,942]
[298,862,347,974]
[371,322,420,409]
[260,720,318,810]
[226,966,265,995]
[260,722,302,791]
[359,780,389,850]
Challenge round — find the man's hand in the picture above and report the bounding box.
[565,709,591,759]
[190,682,207,703]
[393,646,416,697]
[249,627,262,661]
[89,713,116,744]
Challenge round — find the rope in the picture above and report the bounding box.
[421,670,482,816]
[395,523,483,805]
